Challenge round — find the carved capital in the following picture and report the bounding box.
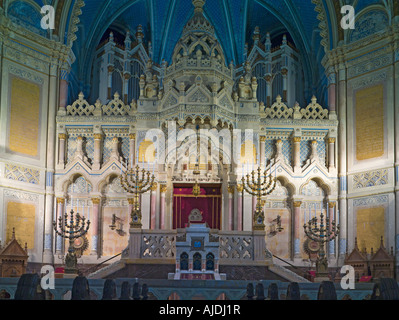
[260,136,266,143]
[328,137,336,144]
[151,182,158,192]
[93,134,103,140]
[329,202,337,208]
[129,133,136,140]
[293,201,302,208]
[293,137,301,143]
[160,184,168,193]
[57,198,65,204]
[92,198,101,205]
[227,185,235,194]
[59,133,67,140]
[236,184,244,193]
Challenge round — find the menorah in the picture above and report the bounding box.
[242,167,277,231]
[303,209,339,281]
[120,165,155,228]
[53,209,90,275]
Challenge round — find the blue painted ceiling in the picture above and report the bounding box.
[65,0,384,103]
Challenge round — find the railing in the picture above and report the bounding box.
[135,230,269,265]
[273,255,312,279]
[83,252,122,277]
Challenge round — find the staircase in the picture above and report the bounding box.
[87,257,125,279]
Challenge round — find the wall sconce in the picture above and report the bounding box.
[274,215,284,233]
[269,215,284,236]
[109,214,125,235]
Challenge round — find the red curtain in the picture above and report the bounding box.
[173,185,221,229]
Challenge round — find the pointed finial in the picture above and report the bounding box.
[355,237,358,249]
[193,0,205,14]
[12,228,15,239]
[136,25,144,43]
[380,236,384,248]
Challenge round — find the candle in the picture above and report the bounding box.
[88,206,90,220]
[304,208,307,224]
[82,201,85,218]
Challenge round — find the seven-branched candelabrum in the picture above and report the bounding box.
[303,210,339,278]
[242,167,277,231]
[120,165,155,228]
[53,209,90,274]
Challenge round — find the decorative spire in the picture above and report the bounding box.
[193,0,205,14]
[380,236,385,249]
[183,0,214,36]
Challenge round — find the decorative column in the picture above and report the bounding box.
[260,136,266,166]
[59,69,69,115]
[43,65,59,264]
[265,33,272,107]
[394,40,399,276]
[91,198,101,255]
[328,137,336,170]
[293,200,302,259]
[281,69,288,102]
[55,198,65,255]
[93,133,103,170]
[293,137,301,173]
[108,65,114,100]
[227,186,235,231]
[160,185,167,230]
[328,202,337,257]
[150,183,158,230]
[237,184,244,231]
[129,133,136,168]
[327,69,337,118]
[58,133,67,166]
[338,62,348,260]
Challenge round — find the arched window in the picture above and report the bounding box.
[180,252,189,271]
[206,253,215,271]
[193,253,202,271]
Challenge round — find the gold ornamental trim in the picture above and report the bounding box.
[91,198,101,205]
